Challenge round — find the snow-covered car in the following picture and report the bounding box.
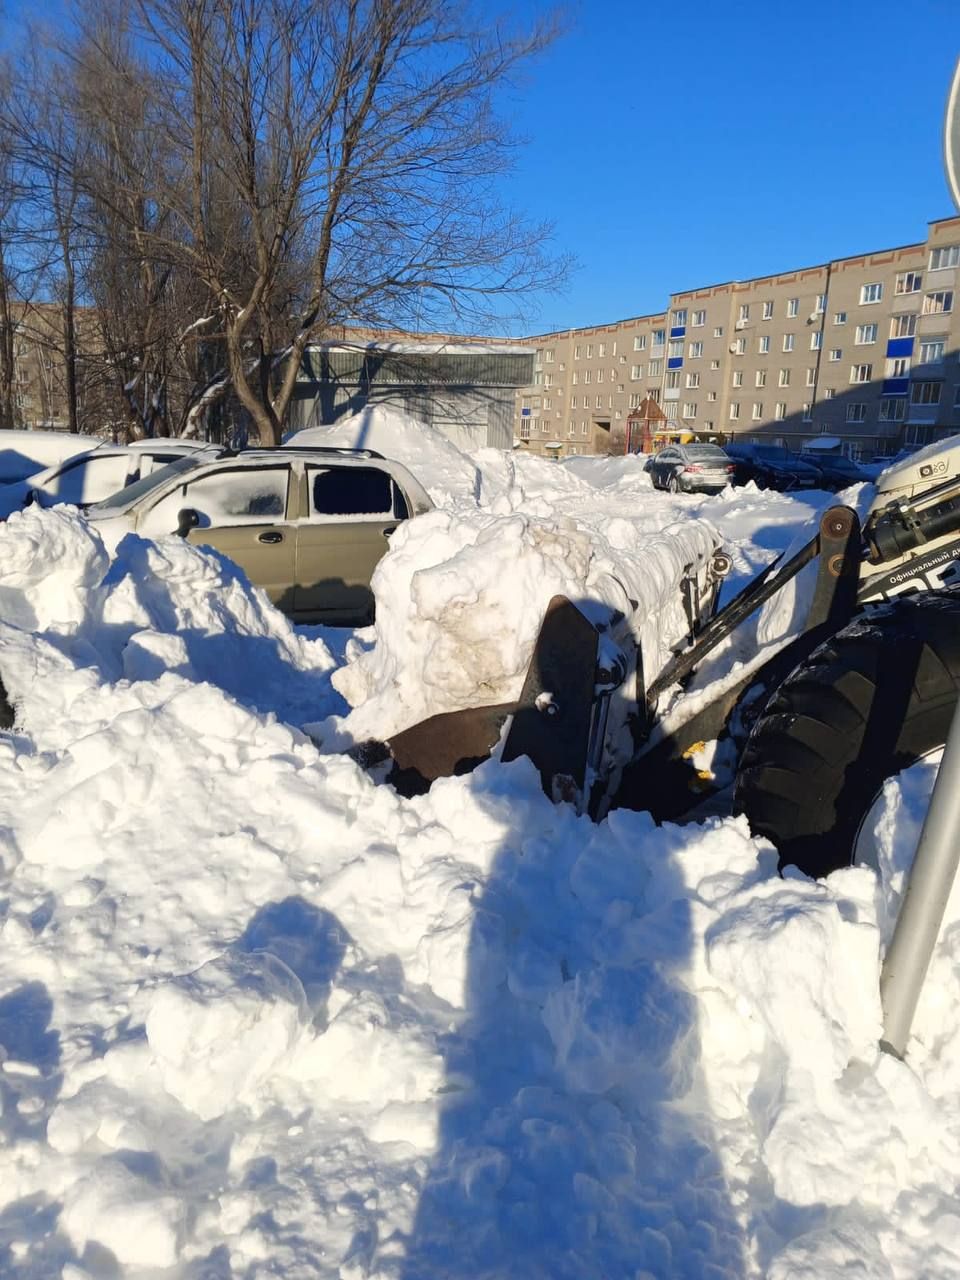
[85,446,434,623]
[0,428,99,484]
[0,439,208,520]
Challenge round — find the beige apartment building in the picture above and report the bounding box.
[515,215,960,459]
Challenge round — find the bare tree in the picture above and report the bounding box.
[69,0,565,444]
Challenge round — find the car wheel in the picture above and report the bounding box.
[734,593,960,878]
[667,474,680,494]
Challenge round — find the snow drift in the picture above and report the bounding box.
[0,437,957,1279]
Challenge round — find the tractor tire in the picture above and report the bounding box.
[667,474,680,494]
[734,592,960,879]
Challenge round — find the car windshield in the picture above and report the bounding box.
[684,445,727,460]
[88,452,206,512]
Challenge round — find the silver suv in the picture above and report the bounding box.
[86,446,433,624]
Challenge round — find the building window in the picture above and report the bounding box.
[834,311,847,325]
[846,403,867,423]
[886,356,910,377]
[631,365,643,380]
[707,390,717,401]
[729,402,740,420]
[668,339,683,358]
[574,345,581,360]
[787,298,799,318]
[652,329,665,346]
[519,420,530,440]
[890,314,917,338]
[895,270,922,294]
[545,349,555,363]
[629,393,642,408]
[713,326,724,338]
[911,381,942,406]
[855,324,877,344]
[572,371,578,386]
[732,370,744,387]
[596,368,604,383]
[806,367,816,386]
[850,363,872,383]
[829,349,841,361]
[759,335,771,354]
[596,394,603,408]
[762,300,774,319]
[775,402,786,420]
[733,336,746,354]
[688,341,703,358]
[779,368,790,387]
[738,303,750,323]
[802,402,812,421]
[752,402,763,420]
[686,371,700,388]
[666,370,681,389]
[582,395,589,407]
[583,369,591,384]
[570,395,577,409]
[586,344,593,358]
[672,309,687,326]
[710,359,720,369]
[633,335,646,351]
[756,370,766,387]
[923,290,954,315]
[824,388,836,399]
[930,244,960,270]
[919,337,946,364]
[880,398,906,422]
[648,359,663,376]
[860,283,883,305]
[783,334,795,352]
[692,309,706,326]
[682,401,696,418]
[598,342,606,357]
[815,293,827,313]
[810,331,822,350]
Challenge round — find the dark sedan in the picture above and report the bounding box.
[805,453,871,490]
[724,442,823,491]
[647,443,735,493]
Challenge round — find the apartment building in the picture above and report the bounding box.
[515,215,960,459]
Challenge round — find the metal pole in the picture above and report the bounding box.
[880,694,960,1058]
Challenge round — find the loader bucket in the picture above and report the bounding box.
[383,595,602,804]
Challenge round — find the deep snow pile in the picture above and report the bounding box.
[2,434,960,1279]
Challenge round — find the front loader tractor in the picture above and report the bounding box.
[383,437,960,880]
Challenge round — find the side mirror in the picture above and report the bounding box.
[176,507,200,538]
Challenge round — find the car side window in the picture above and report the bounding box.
[138,466,290,536]
[50,453,132,505]
[305,466,407,520]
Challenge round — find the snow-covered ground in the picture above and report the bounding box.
[1,412,959,1279]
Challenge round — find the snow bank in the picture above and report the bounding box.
[285,403,480,507]
[1,475,959,1279]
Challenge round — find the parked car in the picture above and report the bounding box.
[646,443,735,493]
[85,446,434,624]
[803,453,871,490]
[0,429,98,485]
[0,440,208,520]
[723,442,823,491]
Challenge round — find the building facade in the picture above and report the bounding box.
[291,337,535,450]
[515,215,960,459]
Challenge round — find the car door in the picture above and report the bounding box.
[137,462,297,608]
[293,463,407,623]
[38,451,134,507]
[654,448,677,488]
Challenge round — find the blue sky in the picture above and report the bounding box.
[2,0,955,337]
[500,0,959,333]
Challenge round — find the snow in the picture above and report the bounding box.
[0,409,958,1278]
